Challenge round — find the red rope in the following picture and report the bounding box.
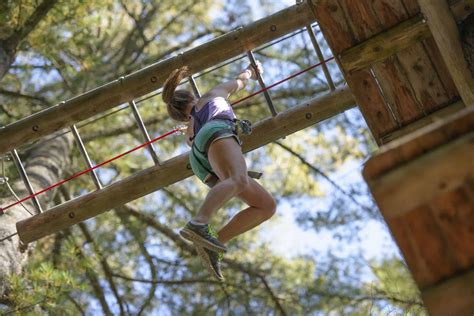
[0,56,334,214]
[1,129,179,213]
[231,56,335,106]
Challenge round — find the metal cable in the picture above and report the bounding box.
[38,22,319,143]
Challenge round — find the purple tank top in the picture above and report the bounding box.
[191,97,236,135]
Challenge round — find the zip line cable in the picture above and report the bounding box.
[0,56,335,214]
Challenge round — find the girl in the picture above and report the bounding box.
[162,63,276,280]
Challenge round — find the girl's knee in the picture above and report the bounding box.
[231,174,249,192]
[262,196,276,220]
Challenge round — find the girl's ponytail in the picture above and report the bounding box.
[162,66,195,122]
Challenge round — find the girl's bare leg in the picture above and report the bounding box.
[192,138,249,224]
[217,177,276,243]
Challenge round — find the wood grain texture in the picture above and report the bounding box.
[422,267,474,316]
[0,1,315,156]
[310,0,397,140]
[339,16,431,75]
[16,87,356,244]
[363,106,474,179]
[368,132,474,217]
[418,0,474,106]
[380,99,465,143]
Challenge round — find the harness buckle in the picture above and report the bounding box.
[235,119,252,135]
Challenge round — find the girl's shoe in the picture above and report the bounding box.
[195,245,224,281]
[180,221,227,252]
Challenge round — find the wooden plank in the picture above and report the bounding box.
[372,58,425,125]
[400,0,463,104]
[389,206,461,287]
[339,16,431,74]
[338,1,383,42]
[367,2,428,127]
[309,0,397,141]
[16,87,356,244]
[368,131,474,218]
[0,1,315,156]
[422,267,474,316]
[418,0,474,107]
[363,106,474,179]
[380,100,465,143]
[430,187,474,269]
[422,37,460,101]
[386,214,442,287]
[396,43,451,113]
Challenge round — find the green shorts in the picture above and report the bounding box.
[190,120,241,186]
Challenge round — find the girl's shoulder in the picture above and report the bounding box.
[195,95,227,111]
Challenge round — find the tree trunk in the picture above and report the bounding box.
[0,134,73,300]
[0,41,15,81]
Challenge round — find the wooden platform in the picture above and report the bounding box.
[309,0,473,145]
[363,107,474,315]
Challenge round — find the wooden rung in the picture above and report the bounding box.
[16,87,355,244]
[339,15,430,74]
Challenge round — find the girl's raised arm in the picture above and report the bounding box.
[204,62,263,102]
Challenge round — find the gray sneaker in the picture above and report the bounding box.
[180,221,227,252]
[195,245,224,281]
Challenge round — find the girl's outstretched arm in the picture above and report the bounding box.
[203,62,263,102]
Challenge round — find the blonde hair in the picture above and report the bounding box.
[162,66,195,122]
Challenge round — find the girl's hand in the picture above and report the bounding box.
[246,61,263,80]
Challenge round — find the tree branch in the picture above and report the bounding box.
[77,223,126,316]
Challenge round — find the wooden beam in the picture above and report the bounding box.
[363,106,474,180]
[367,131,474,218]
[339,16,431,74]
[418,0,474,107]
[380,99,465,144]
[16,87,356,244]
[421,266,474,316]
[0,1,315,156]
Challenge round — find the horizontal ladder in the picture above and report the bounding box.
[16,87,355,244]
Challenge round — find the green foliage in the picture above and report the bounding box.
[0,0,426,315]
[7,261,84,315]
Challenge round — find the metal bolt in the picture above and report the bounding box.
[305,113,312,119]
[150,76,157,83]
[32,125,39,132]
[186,164,192,170]
[68,212,75,219]
[270,25,277,32]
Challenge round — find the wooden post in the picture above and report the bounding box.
[16,87,355,244]
[0,1,314,156]
[418,0,474,107]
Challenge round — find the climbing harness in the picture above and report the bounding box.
[0,56,335,214]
